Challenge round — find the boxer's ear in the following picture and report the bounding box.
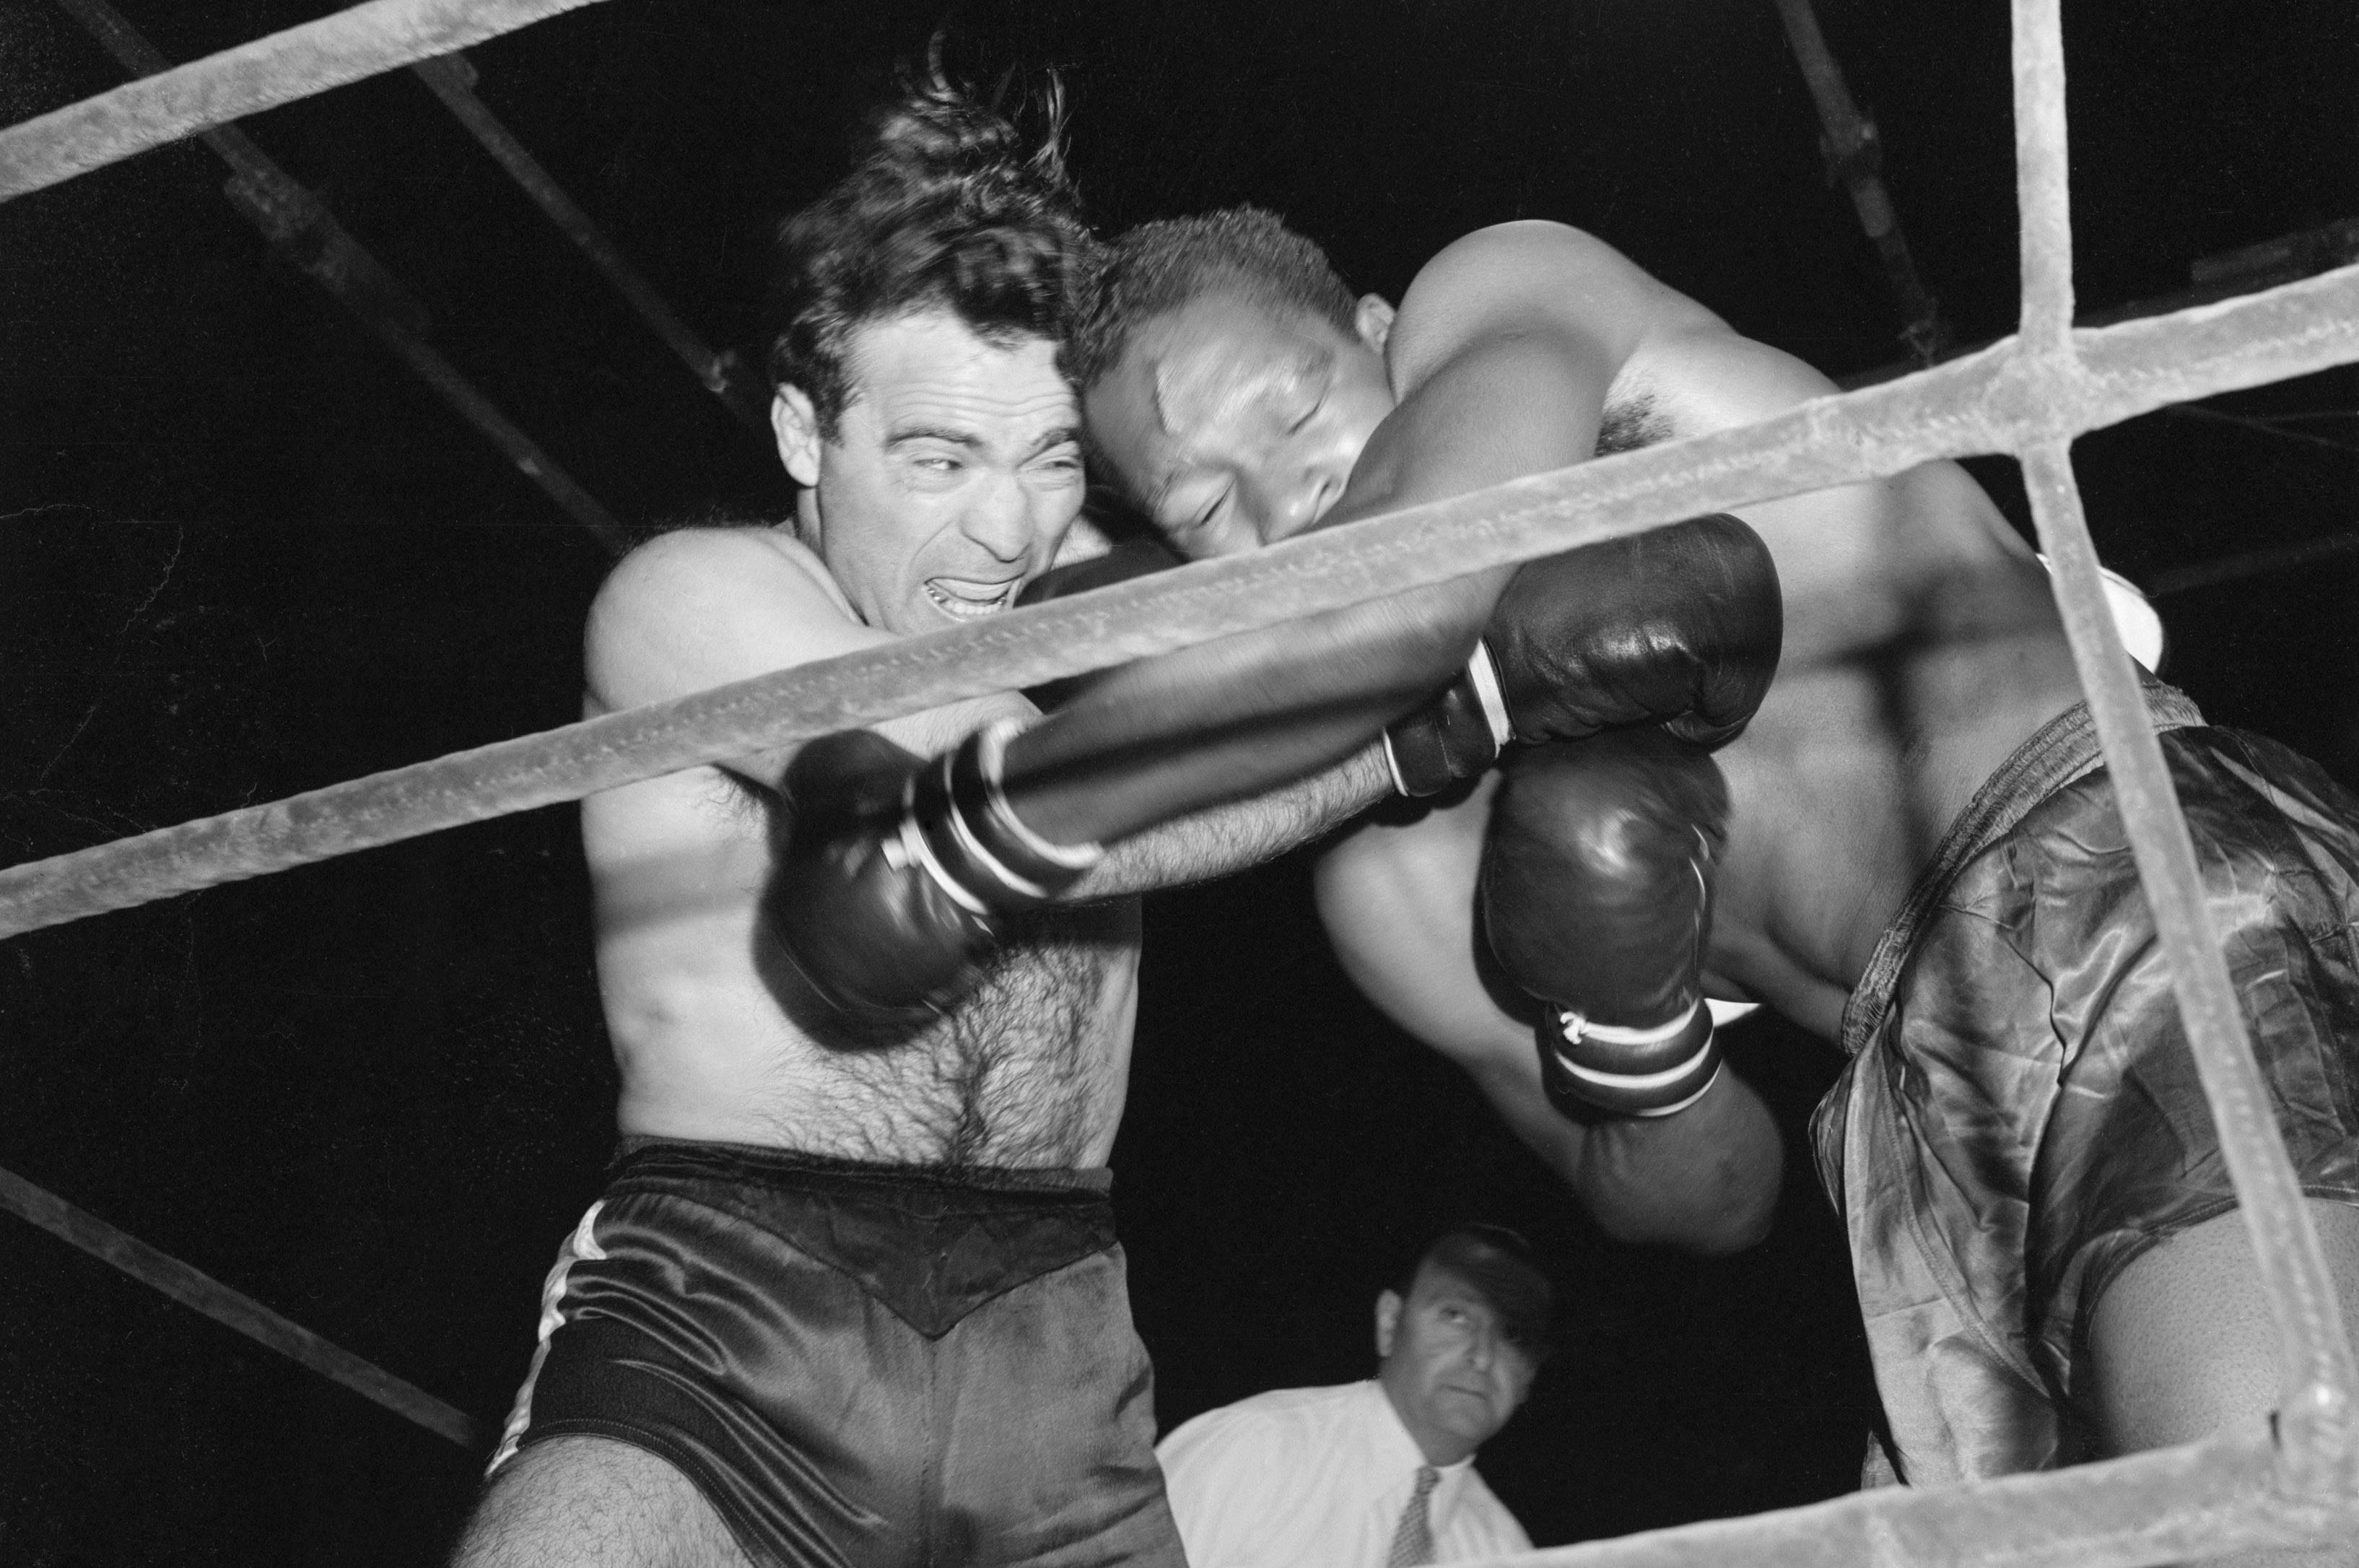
[1375,1288,1403,1357]
[773,386,824,487]
[1353,294,1397,354]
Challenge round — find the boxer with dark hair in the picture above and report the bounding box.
[450,82,1397,1568]
[1063,206,2359,1541]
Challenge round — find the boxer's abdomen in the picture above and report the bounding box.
[587,763,1143,1170]
[1707,596,2086,1029]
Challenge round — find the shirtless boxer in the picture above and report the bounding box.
[448,97,1388,1568]
[1049,209,2359,1528]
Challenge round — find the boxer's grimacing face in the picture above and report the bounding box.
[1083,290,1396,559]
[775,309,1086,636]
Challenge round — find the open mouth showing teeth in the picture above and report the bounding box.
[923,578,1019,620]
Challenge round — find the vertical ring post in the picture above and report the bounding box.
[2010,0,2358,1505]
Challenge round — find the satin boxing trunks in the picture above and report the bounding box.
[1814,681,2359,1485]
[489,1140,1185,1567]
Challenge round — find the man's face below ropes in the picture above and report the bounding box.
[774,309,1086,635]
[1083,289,1396,558]
[1376,1258,1541,1465]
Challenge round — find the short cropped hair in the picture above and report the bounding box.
[765,70,1093,438]
[1068,206,1359,388]
[1392,1223,1556,1358]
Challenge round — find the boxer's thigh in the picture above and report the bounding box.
[450,1433,751,1568]
[2031,727,2359,1420]
[486,1184,933,1567]
[936,1244,1185,1568]
[2087,1201,2359,1457]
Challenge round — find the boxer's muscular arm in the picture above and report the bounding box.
[991,424,1509,848]
[1071,745,1392,900]
[586,526,1374,895]
[1008,546,1399,899]
[583,527,1024,783]
[1031,226,1714,881]
[996,222,1705,850]
[1314,786,1782,1254]
[767,225,1721,1024]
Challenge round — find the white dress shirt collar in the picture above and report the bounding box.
[1361,1379,1481,1531]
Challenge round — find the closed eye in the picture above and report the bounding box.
[1167,491,1226,536]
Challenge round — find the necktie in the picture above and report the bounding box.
[1385,1465,1440,1567]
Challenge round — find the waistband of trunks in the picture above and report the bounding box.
[1839,675,2208,1058]
[607,1136,1114,1210]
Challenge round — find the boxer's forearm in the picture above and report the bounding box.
[998,331,1605,850]
[1572,1068,1783,1255]
[1071,746,1392,900]
[1000,569,1504,848]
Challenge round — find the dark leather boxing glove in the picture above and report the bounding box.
[769,719,1102,1030]
[1488,510,1780,749]
[1380,647,1514,797]
[1481,726,1730,1117]
[1014,536,1186,710]
[1381,512,1781,796]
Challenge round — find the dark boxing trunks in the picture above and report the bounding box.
[1815,681,2359,1485]
[489,1141,1184,1568]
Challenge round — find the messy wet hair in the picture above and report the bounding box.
[765,64,1092,438]
[1068,206,1359,389]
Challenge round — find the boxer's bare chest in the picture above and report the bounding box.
[777,900,1142,1167]
[589,763,1142,1167]
[1592,390,2079,1037]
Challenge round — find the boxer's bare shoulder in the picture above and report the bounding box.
[1387,222,1717,386]
[1376,221,2088,1004]
[584,526,990,783]
[577,523,1139,1167]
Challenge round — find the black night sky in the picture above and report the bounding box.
[2,1,2355,1562]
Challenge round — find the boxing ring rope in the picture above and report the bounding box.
[45,0,630,555]
[2013,0,2355,1490]
[0,1164,482,1451]
[3,0,2359,1559]
[0,264,2350,942]
[2150,528,2359,598]
[0,0,610,201]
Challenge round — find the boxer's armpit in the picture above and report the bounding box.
[1069,744,1392,900]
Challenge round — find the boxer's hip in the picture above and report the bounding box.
[1815,679,2359,1484]
[489,1140,1179,1567]
[592,1136,1120,1334]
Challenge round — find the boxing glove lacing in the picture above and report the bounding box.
[1381,642,1517,796]
[972,717,1106,874]
[1465,640,1514,751]
[1545,1000,1723,1118]
[894,716,1104,914]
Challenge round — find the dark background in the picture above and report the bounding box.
[1,1,2355,1562]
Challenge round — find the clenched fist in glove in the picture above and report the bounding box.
[769,719,1102,1032]
[1383,511,1781,796]
[1481,726,1731,1117]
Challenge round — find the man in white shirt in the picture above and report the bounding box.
[1156,1226,1549,1567]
